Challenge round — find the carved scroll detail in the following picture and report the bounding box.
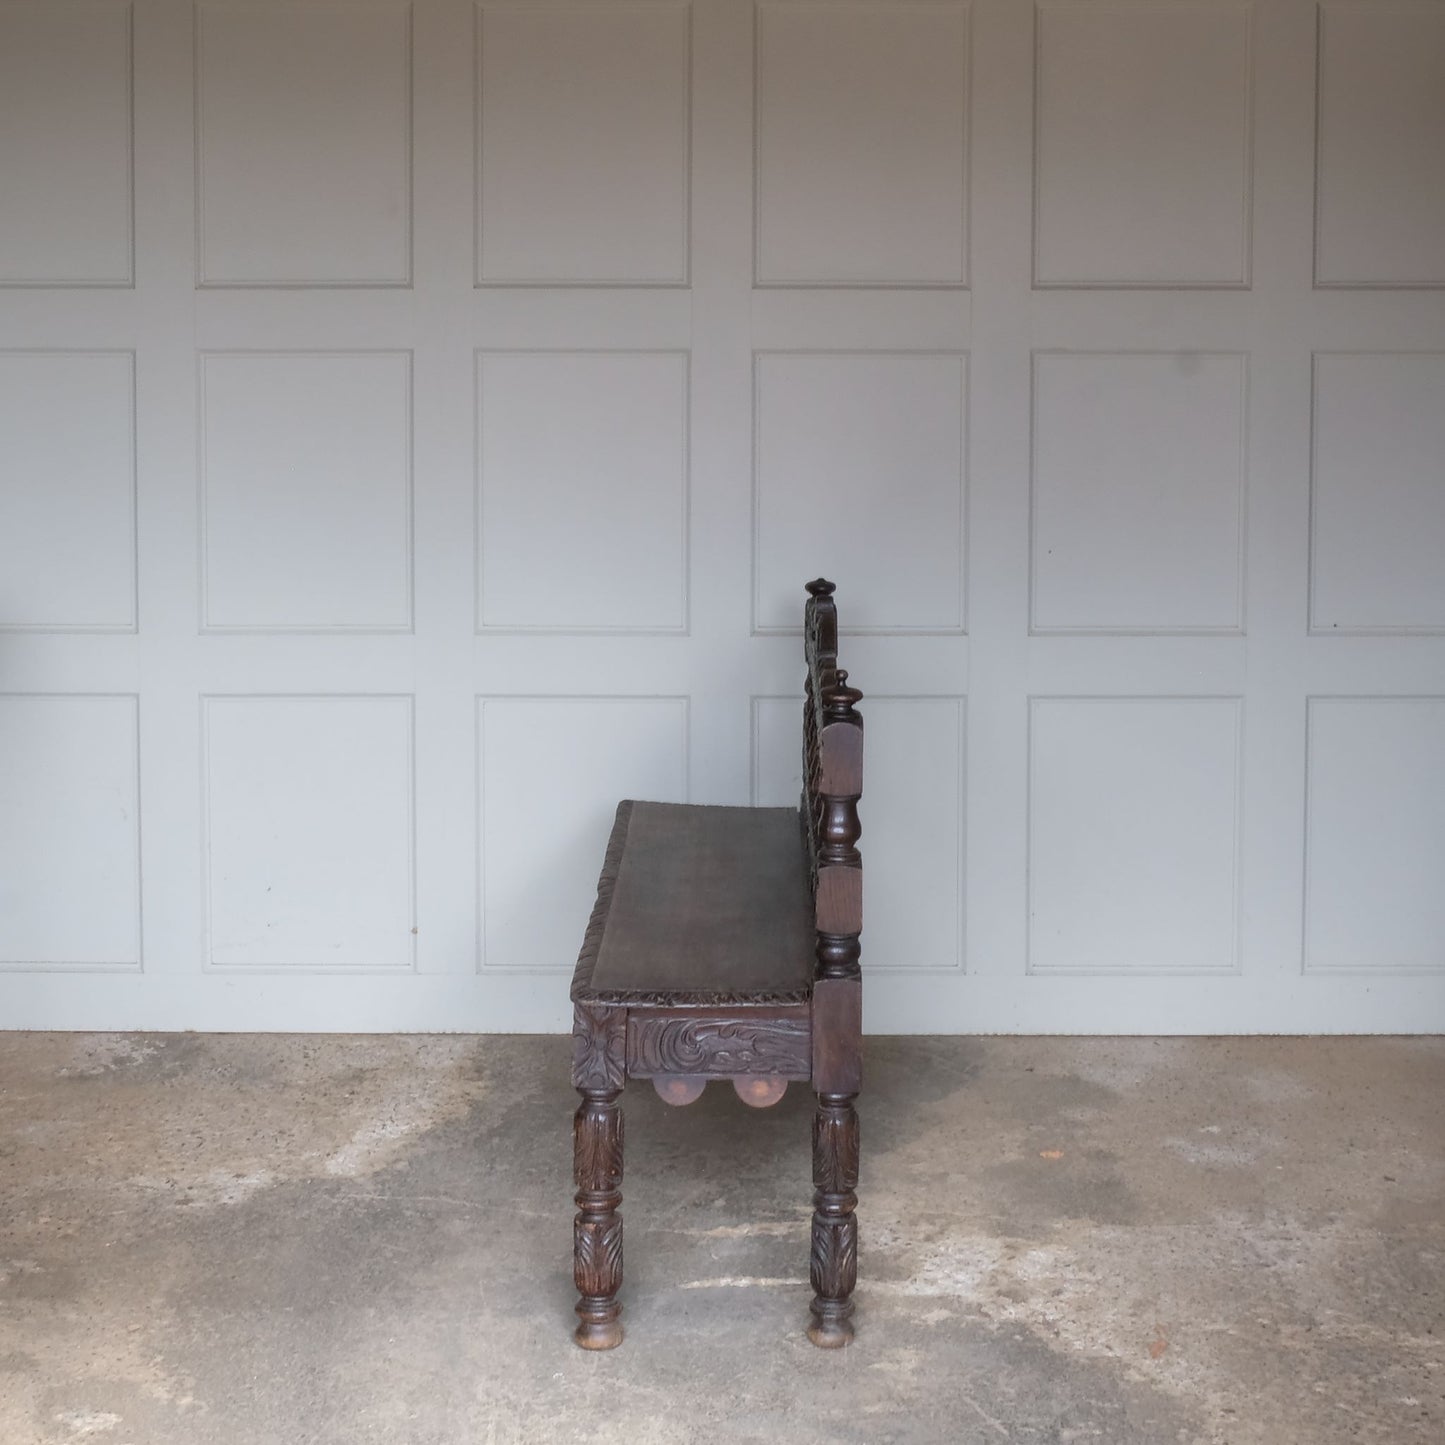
[626,1014,812,1079]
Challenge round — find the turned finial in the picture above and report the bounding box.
[805,578,836,599]
[824,668,863,720]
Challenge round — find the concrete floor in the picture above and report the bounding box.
[0,1035,1441,1445]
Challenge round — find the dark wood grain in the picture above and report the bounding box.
[811,977,862,1096]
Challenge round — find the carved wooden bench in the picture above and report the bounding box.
[569,578,864,1350]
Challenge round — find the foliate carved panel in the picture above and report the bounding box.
[573,1100,623,1190]
[627,1013,812,1078]
[572,1004,626,1091]
[574,1215,624,1298]
[809,1216,858,1301]
[812,1108,860,1195]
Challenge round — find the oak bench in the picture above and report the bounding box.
[568,578,864,1350]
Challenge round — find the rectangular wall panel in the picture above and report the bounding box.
[1028,698,1242,975]
[478,697,688,971]
[1315,4,1445,286]
[754,695,965,972]
[0,2,132,285]
[196,2,412,285]
[476,2,691,284]
[0,352,136,631]
[753,352,967,632]
[0,696,140,970]
[1034,2,1252,286]
[1031,352,1246,633]
[200,352,413,631]
[1310,353,1445,633]
[755,1,969,286]
[1305,698,1445,974]
[476,351,688,631]
[203,696,416,971]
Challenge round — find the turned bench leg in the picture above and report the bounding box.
[808,1090,859,1348]
[573,1086,624,1349]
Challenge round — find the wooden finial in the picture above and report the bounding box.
[806,578,836,598]
[824,668,863,719]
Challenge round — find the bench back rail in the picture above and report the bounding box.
[804,579,864,985]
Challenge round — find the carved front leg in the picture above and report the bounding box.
[808,1091,859,1348]
[572,1005,625,1349]
[573,1087,624,1349]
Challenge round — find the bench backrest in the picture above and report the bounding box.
[803,580,863,982]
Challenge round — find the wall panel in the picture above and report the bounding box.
[1315,3,1445,287]
[0,2,133,286]
[1034,1,1252,286]
[755,1,969,285]
[196,1,412,285]
[1310,352,1445,633]
[0,352,136,631]
[203,695,416,971]
[0,695,141,971]
[476,1,691,285]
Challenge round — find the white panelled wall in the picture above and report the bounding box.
[0,0,1442,1033]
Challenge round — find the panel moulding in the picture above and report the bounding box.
[1301,695,1445,975]
[1027,349,1249,636]
[0,692,142,973]
[200,694,418,974]
[1031,1,1254,289]
[1307,350,1445,635]
[473,1,693,287]
[752,0,972,289]
[0,349,138,633]
[0,2,135,288]
[750,349,969,636]
[196,349,415,634]
[194,2,414,288]
[1025,695,1244,977]
[474,349,690,634]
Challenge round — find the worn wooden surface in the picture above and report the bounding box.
[582,802,815,1003]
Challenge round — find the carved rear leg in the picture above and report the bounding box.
[808,1090,859,1347]
[573,1086,624,1349]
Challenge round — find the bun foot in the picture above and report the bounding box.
[807,1302,855,1349]
[574,1310,624,1350]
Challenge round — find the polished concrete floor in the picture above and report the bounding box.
[0,1033,1440,1445]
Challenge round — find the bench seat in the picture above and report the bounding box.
[572,800,815,1008]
